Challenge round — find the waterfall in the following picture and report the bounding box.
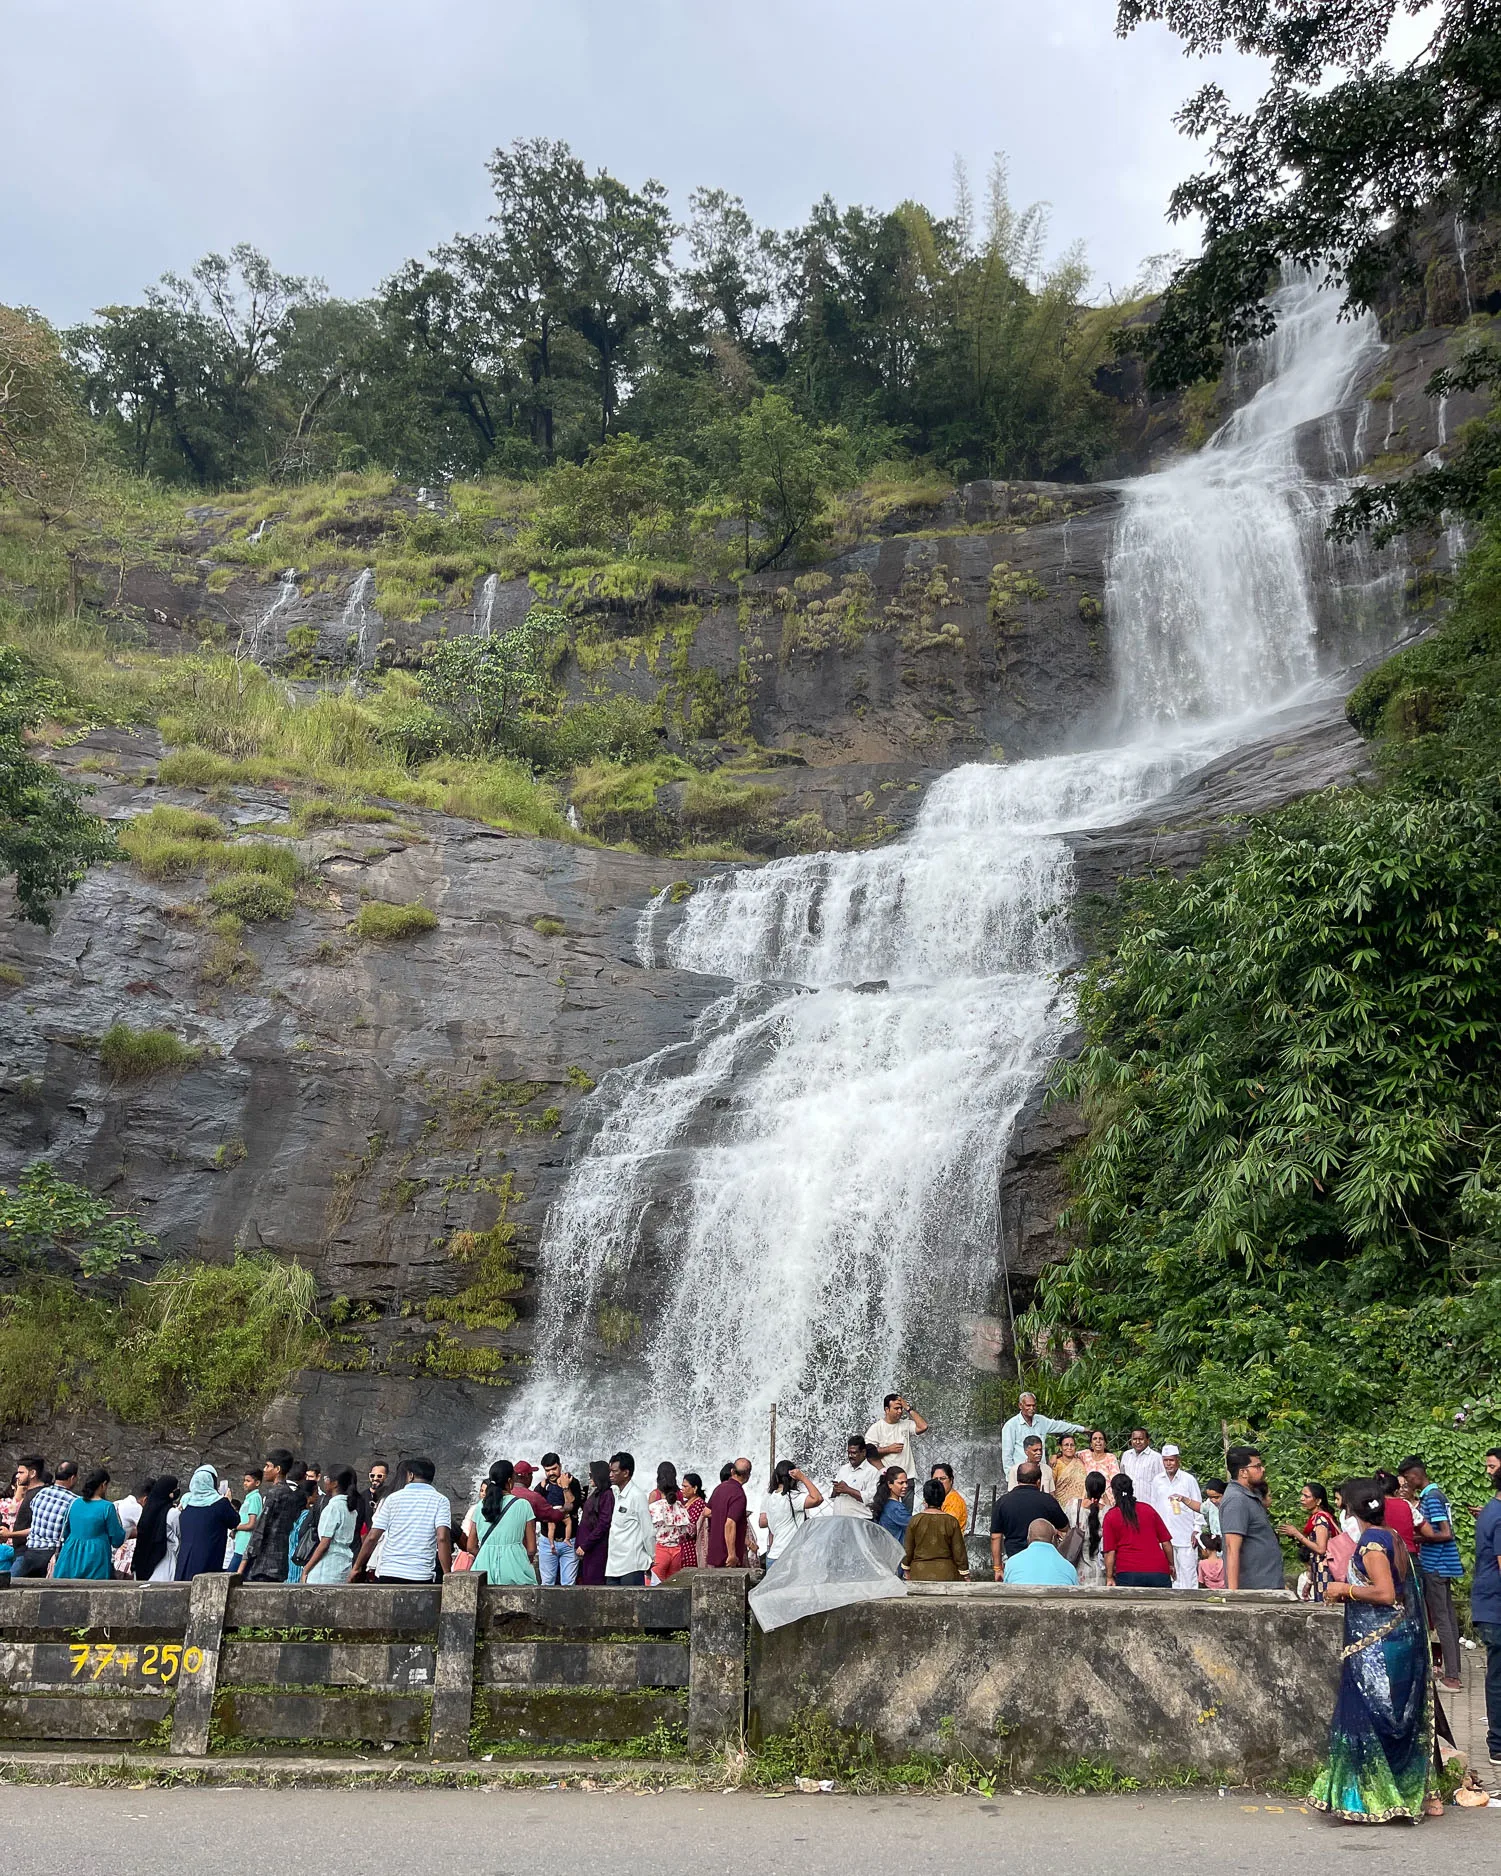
[494,274,1398,1473]
[1109,276,1383,731]
[246,569,297,663]
[474,573,499,636]
[342,567,376,668]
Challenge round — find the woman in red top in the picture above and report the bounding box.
[1102,1475,1173,1587]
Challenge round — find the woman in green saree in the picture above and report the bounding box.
[1309,1478,1443,1824]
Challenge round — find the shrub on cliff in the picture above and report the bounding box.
[0,646,117,923]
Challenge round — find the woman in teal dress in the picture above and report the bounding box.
[306,1469,361,1584]
[1309,1478,1443,1823]
[52,1470,126,1580]
[466,1460,537,1584]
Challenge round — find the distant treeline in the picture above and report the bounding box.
[58,144,1129,492]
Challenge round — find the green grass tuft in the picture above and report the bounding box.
[353,900,438,941]
[207,875,294,921]
[97,1023,202,1081]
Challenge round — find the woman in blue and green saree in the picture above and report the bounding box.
[1309,1479,1443,1824]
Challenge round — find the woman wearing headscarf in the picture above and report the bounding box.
[1309,1479,1443,1823]
[131,1476,180,1582]
[175,1467,240,1579]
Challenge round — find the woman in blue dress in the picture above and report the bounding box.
[873,1466,911,1549]
[52,1470,126,1580]
[1309,1478,1443,1823]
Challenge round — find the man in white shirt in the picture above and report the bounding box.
[1153,1444,1204,1590]
[604,1451,655,1586]
[829,1434,881,1518]
[865,1394,927,1481]
[1119,1427,1167,1502]
[350,1457,451,1582]
[999,1393,1086,1477]
[1005,1433,1056,1495]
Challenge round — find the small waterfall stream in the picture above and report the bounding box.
[496,276,1402,1469]
[474,573,499,636]
[342,567,376,668]
[246,568,297,662]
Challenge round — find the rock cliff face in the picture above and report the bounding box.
[0,301,1487,1484]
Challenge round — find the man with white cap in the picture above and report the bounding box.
[1155,1445,1204,1590]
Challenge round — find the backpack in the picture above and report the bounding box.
[292,1509,319,1569]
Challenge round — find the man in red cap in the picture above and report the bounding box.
[512,1461,571,1543]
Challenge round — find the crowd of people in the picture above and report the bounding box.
[3,1388,1498,1823]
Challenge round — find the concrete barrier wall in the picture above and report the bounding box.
[0,1573,749,1759]
[748,1584,1343,1782]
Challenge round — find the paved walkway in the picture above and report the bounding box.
[11,1787,1495,1874]
[1441,1647,1494,1778]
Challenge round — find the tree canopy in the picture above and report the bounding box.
[60,143,1118,494]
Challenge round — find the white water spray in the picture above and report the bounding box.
[496,276,1403,1473]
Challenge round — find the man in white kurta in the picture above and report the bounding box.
[1153,1444,1204,1590]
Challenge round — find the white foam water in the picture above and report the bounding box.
[494,275,1400,1474]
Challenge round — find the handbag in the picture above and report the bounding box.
[1325,1531,1355,1582]
[1060,1524,1085,1566]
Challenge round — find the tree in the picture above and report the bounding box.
[0,307,89,514]
[681,187,781,348]
[69,245,320,484]
[0,649,117,925]
[1116,1,1501,387]
[725,392,852,571]
[563,168,674,440]
[482,138,593,459]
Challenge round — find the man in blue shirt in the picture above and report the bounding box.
[1472,1447,1501,1767]
[1398,1455,1464,1691]
[1003,1518,1079,1586]
[999,1393,1086,1478]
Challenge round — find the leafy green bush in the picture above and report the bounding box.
[207,874,293,921]
[418,607,567,753]
[0,644,117,924]
[353,899,439,940]
[525,434,697,559]
[0,1160,153,1277]
[103,1253,323,1430]
[97,1022,203,1080]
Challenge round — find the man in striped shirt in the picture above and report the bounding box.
[1399,1455,1464,1692]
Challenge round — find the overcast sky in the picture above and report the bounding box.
[10,0,1271,324]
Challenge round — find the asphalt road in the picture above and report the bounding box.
[12,1787,1496,1874]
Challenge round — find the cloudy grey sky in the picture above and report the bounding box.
[10,0,1268,324]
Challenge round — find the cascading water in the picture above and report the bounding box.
[474,573,499,636]
[495,275,1400,1472]
[246,568,297,662]
[342,567,376,668]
